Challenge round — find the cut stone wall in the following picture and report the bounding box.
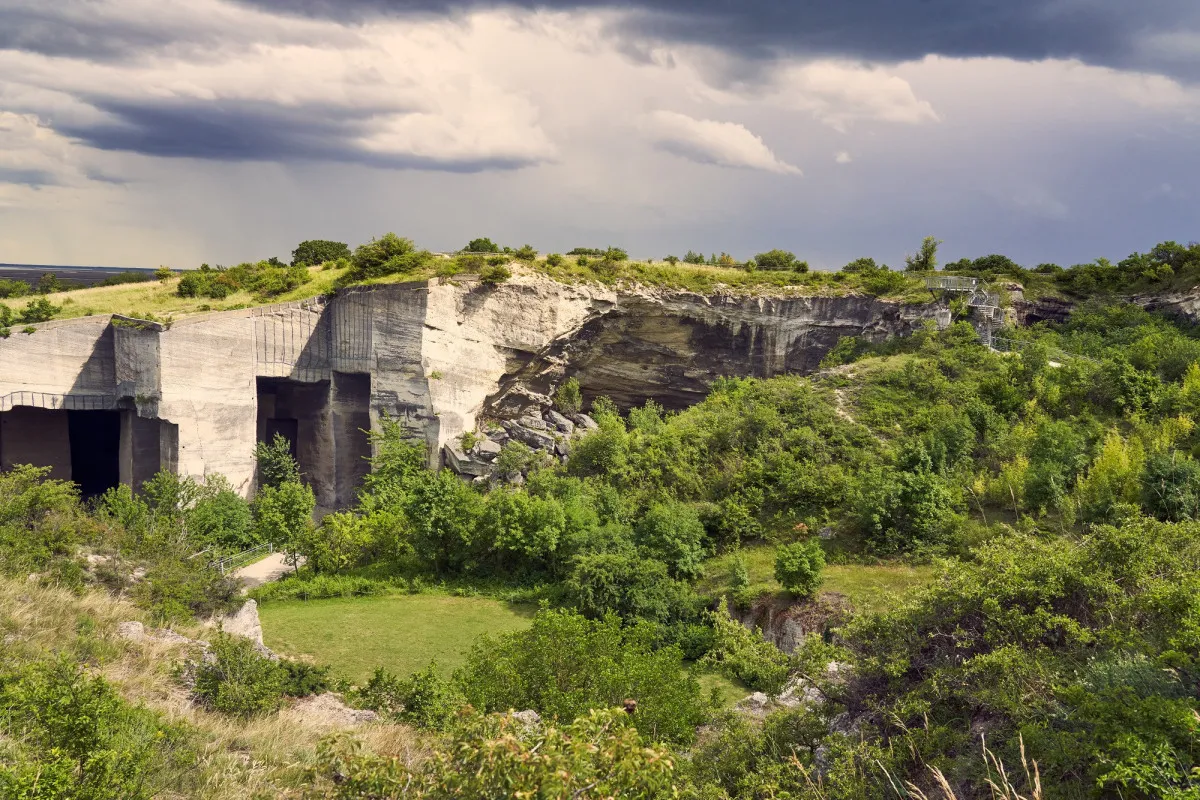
[0,407,73,479]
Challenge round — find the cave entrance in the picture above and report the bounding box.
[256,377,332,502]
[67,410,121,500]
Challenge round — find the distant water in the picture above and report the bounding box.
[0,263,155,286]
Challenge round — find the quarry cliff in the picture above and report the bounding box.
[0,275,942,506]
[1,272,1183,507]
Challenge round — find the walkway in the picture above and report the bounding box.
[234,552,301,589]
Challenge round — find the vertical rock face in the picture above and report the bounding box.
[0,275,941,503]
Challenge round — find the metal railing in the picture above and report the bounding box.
[0,391,120,413]
[923,275,979,292]
[211,542,274,575]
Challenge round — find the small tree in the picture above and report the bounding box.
[754,249,806,272]
[904,236,941,272]
[554,377,583,415]
[514,244,538,261]
[682,250,705,265]
[154,265,173,282]
[664,255,680,265]
[774,539,825,597]
[479,263,512,285]
[465,237,501,253]
[291,240,351,267]
[255,433,300,489]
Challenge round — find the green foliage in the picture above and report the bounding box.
[18,296,61,323]
[0,657,193,800]
[0,278,31,298]
[682,250,705,264]
[753,249,806,272]
[253,480,315,568]
[352,664,461,729]
[634,501,708,579]
[255,433,300,489]
[841,516,1200,796]
[554,376,583,415]
[465,237,501,253]
[175,261,310,300]
[904,235,941,271]
[346,233,433,282]
[310,708,679,799]
[701,604,790,694]
[479,262,512,284]
[568,552,699,624]
[291,239,350,267]
[0,465,84,573]
[189,633,285,717]
[774,539,825,597]
[455,608,708,743]
[545,253,564,267]
[514,244,538,261]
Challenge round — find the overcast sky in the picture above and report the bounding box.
[1,0,1197,269]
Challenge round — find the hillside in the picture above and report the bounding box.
[2,244,1200,797]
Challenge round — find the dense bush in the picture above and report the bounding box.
[346,233,434,282]
[176,261,310,300]
[701,605,790,695]
[189,634,285,717]
[311,708,679,799]
[290,239,350,267]
[455,608,708,744]
[0,657,194,800]
[773,538,825,596]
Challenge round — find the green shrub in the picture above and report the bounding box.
[479,263,512,284]
[753,249,805,272]
[702,605,790,695]
[465,237,501,253]
[18,297,60,323]
[346,233,432,282]
[568,551,699,624]
[353,664,461,729]
[553,376,583,415]
[633,501,708,580]
[311,708,679,799]
[774,539,825,597]
[189,634,285,717]
[291,239,350,267]
[0,656,194,800]
[279,660,331,698]
[455,608,708,744]
[545,253,564,267]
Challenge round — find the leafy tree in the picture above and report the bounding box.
[664,255,680,265]
[682,250,706,265]
[514,244,537,261]
[841,256,879,274]
[545,253,564,267]
[36,272,63,293]
[1141,452,1200,522]
[568,552,698,624]
[753,249,805,272]
[904,235,941,272]
[291,239,351,267]
[348,233,429,281]
[253,480,315,570]
[404,470,483,573]
[774,539,825,597]
[255,433,300,489]
[465,237,501,253]
[479,263,512,284]
[633,501,708,579]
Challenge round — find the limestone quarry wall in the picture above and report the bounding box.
[0,275,943,504]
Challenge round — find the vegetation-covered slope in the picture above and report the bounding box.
[2,291,1199,798]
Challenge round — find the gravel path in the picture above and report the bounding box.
[234,552,301,589]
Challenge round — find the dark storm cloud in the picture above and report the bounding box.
[0,167,58,187]
[56,100,542,172]
[233,0,1200,79]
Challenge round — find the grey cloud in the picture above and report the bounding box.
[231,0,1200,80]
[0,167,57,187]
[57,99,543,172]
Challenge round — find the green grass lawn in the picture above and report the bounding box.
[259,594,534,682]
[700,543,935,614]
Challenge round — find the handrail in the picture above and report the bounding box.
[211,542,274,574]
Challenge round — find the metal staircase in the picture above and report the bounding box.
[923,276,1004,346]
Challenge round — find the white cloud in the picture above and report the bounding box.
[773,61,940,130]
[0,111,109,187]
[835,150,853,164]
[642,111,801,175]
